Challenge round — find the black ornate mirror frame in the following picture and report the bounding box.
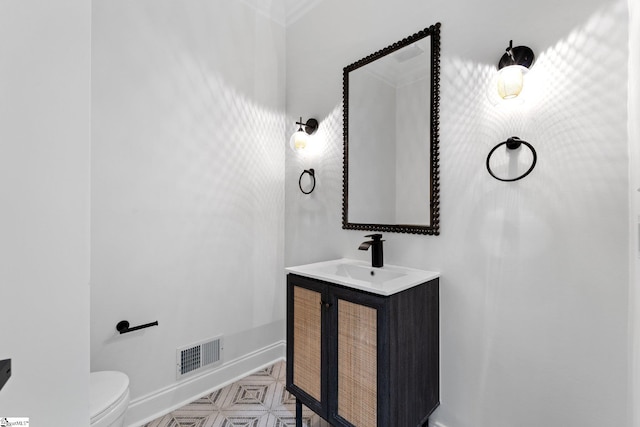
[342,23,441,235]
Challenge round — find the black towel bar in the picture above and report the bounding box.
[116,320,158,334]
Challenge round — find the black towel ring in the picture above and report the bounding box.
[299,169,316,194]
[486,137,537,182]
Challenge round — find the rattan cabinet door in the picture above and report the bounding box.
[336,299,378,427]
[286,276,328,419]
[292,285,323,402]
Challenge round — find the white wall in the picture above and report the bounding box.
[91,0,286,423]
[396,77,431,224]
[285,0,629,426]
[348,70,396,223]
[628,1,640,426]
[0,0,90,425]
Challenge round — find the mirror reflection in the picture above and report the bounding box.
[342,24,440,235]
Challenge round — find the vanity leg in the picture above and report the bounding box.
[295,399,302,427]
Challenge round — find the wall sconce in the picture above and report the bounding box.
[497,40,535,99]
[289,117,318,151]
[290,117,319,194]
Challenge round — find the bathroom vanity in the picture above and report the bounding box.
[286,259,440,427]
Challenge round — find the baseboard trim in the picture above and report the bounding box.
[125,340,286,427]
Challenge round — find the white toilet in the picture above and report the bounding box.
[90,371,130,427]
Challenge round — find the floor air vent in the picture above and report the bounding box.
[176,336,223,379]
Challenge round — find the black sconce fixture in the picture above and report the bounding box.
[289,117,318,151]
[290,117,319,194]
[497,40,535,99]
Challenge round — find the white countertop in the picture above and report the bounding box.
[285,258,440,296]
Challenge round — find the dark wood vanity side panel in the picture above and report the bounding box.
[389,279,439,426]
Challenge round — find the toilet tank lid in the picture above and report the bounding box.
[90,371,130,418]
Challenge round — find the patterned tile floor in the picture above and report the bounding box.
[142,361,330,427]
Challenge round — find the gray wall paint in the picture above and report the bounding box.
[91,0,286,410]
[628,1,640,426]
[348,70,397,223]
[396,77,431,224]
[285,0,629,426]
[0,0,90,424]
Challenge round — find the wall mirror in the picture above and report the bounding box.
[342,23,440,235]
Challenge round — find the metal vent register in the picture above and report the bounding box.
[176,336,223,378]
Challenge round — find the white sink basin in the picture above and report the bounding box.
[285,258,439,296]
[333,263,405,283]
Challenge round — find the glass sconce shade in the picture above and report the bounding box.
[497,65,526,99]
[497,41,534,100]
[289,118,318,152]
[290,129,309,151]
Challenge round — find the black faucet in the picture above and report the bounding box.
[359,234,384,268]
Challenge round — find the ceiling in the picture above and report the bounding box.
[237,0,325,27]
